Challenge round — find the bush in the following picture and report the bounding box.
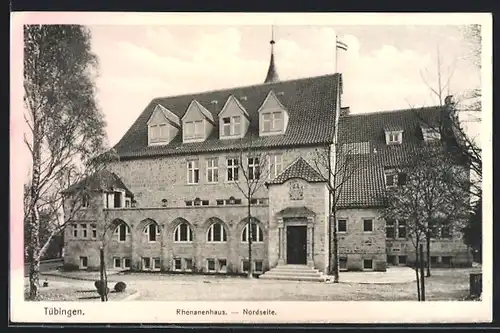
[94,280,109,296]
[114,282,127,293]
[97,286,110,296]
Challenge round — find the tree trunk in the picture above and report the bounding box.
[420,244,426,301]
[426,231,431,277]
[247,198,253,279]
[332,208,339,283]
[415,243,420,301]
[99,247,105,302]
[28,133,42,301]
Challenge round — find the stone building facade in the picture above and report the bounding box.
[62,42,472,275]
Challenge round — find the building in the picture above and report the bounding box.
[62,36,472,276]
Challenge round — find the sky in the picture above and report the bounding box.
[88,24,481,148]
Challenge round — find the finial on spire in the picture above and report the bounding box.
[264,25,280,84]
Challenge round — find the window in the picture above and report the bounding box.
[386,173,397,187]
[115,223,130,242]
[248,157,260,181]
[386,131,403,144]
[398,255,407,265]
[431,256,438,265]
[125,198,131,208]
[442,256,452,266]
[79,256,88,269]
[206,158,219,183]
[207,223,227,242]
[202,200,209,206]
[207,259,216,272]
[227,158,239,182]
[363,219,373,233]
[218,259,227,273]
[114,257,121,269]
[142,257,151,270]
[153,258,161,270]
[81,195,90,208]
[222,116,241,136]
[187,160,200,184]
[363,259,373,270]
[185,258,193,271]
[174,258,182,271]
[387,255,396,266]
[241,223,264,243]
[397,220,407,239]
[386,219,395,238]
[185,200,193,206]
[268,154,283,179]
[80,224,88,238]
[242,260,250,272]
[72,224,78,238]
[255,261,263,273]
[216,199,224,205]
[144,223,160,242]
[397,173,407,185]
[174,223,193,242]
[337,219,347,233]
[123,258,131,269]
[339,257,348,270]
[262,112,283,133]
[184,120,204,140]
[91,224,97,239]
[150,124,169,144]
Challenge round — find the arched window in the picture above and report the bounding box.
[206,222,227,242]
[143,222,160,242]
[114,223,130,242]
[241,223,264,242]
[174,223,193,242]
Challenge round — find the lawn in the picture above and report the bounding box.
[108,268,475,301]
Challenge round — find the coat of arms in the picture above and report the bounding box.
[289,181,304,200]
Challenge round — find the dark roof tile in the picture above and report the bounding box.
[267,156,325,185]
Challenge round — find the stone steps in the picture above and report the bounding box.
[259,265,326,282]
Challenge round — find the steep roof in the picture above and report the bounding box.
[336,106,444,208]
[61,170,134,197]
[113,73,341,160]
[267,156,325,185]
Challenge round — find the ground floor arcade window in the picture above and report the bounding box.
[79,256,88,269]
[339,257,347,270]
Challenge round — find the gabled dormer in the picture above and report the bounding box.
[258,90,289,137]
[384,126,403,145]
[147,104,181,146]
[421,125,441,143]
[182,100,215,143]
[218,95,249,140]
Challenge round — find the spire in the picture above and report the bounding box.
[264,26,280,84]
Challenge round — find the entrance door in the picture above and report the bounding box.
[286,226,307,265]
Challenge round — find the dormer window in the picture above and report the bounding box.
[222,116,241,137]
[385,130,403,145]
[149,124,169,144]
[422,126,441,142]
[261,111,283,133]
[184,120,204,141]
[258,90,289,136]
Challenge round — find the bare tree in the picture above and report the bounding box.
[231,138,270,278]
[311,144,363,282]
[23,25,109,300]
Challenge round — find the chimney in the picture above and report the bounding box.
[340,106,350,117]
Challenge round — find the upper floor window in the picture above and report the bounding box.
[261,111,283,133]
[248,157,260,181]
[385,130,403,145]
[114,223,130,242]
[385,171,407,187]
[149,124,169,144]
[184,120,204,141]
[337,219,347,233]
[91,223,97,239]
[81,195,90,208]
[206,222,227,243]
[227,158,239,182]
[206,158,218,183]
[105,191,124,209]
[144,223,160,242]
[222,116,241,137]
[241,223,264,243]
[386,219,406,239]
[72,223,78,238]
[187,160,200,185]
[174,223,193,242]
[363,219,373,233]
[268,154,283,179]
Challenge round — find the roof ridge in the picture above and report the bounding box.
[342,105,442,118]
[151,73,340,102]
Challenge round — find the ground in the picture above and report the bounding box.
[30,267,478,301]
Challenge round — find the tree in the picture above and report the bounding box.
[311,144,363,282]
[23,24,109,300]
[231,139,270,278]
[383,145,470,278]
[463,197,482,263]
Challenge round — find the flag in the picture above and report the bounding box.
[336,39,348,51]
